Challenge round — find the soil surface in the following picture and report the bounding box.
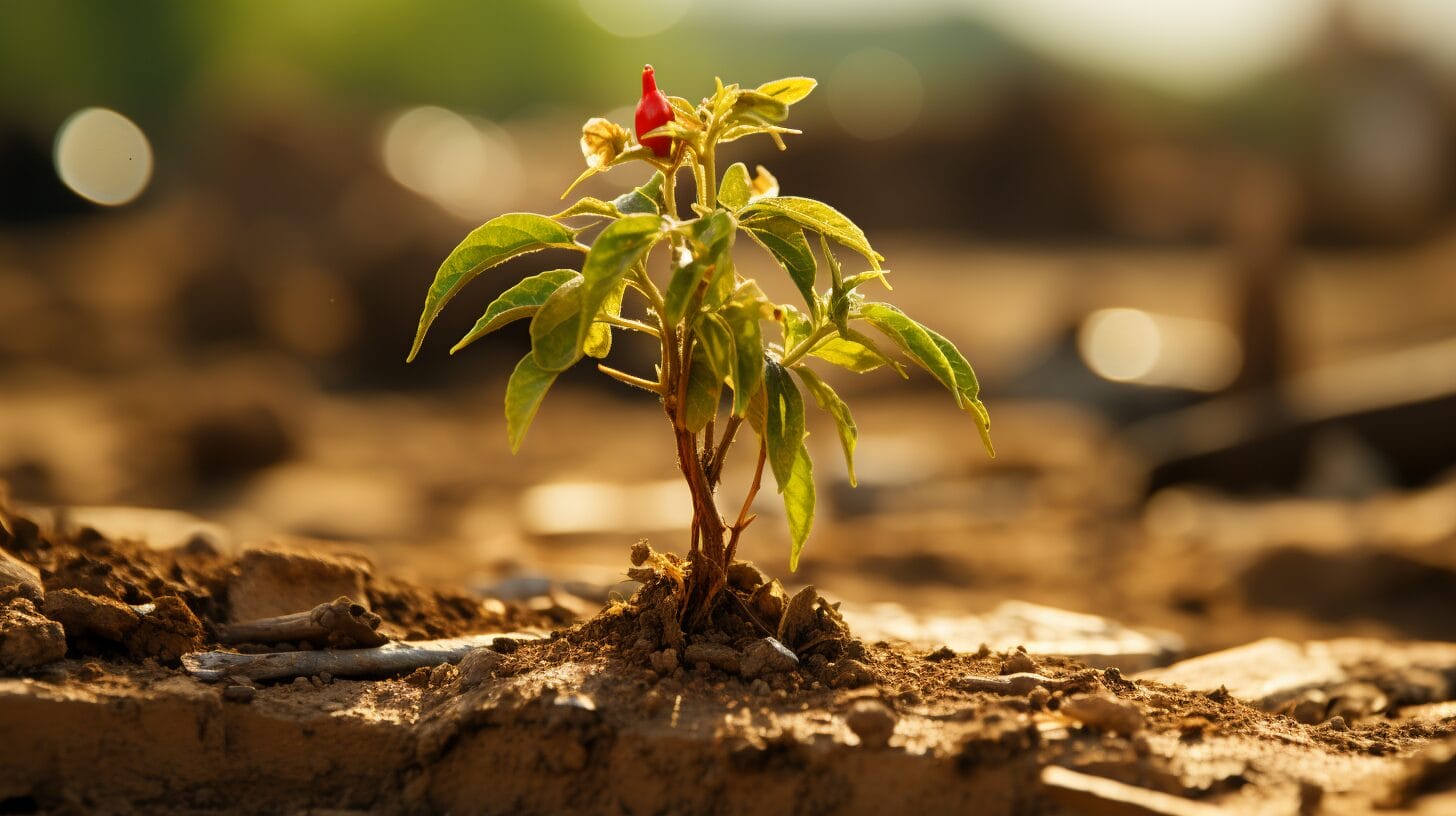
[5,500,1456,814]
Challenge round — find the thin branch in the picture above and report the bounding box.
[598,364,665,394]
[707,415,743,487]
[600,315,660,337]
[724,438,767,565]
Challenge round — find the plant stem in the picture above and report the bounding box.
[661,162,679,220]
[707,415,742,487]
[780,324,835,368]
[701,144,717,210]
[600,315,660,337]
[724,438,766,565]
[597,364,664,394]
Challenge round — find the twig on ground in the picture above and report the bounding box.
[216,597,388,648]
[183,632,542,682]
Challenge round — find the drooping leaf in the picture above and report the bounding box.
[741,197,881,269]
[408,214,578,361]
[968,397,995,458]
[504,353,559,453]
[757,77,817,106]
[809,330,905,376]
[794,366,858,486]
[451,269,578,354]
[763,359,806,489]
[528,276,586,371]
[663,211,735,325]
[584,278,627,359]
[858,302,959,400]
[743,216,816,313]
[722,297,764,417]
[683,341,723,433]
[718,162,752,211]
[533,214,664,371]
[781,444,814,571]
[614,171,667,215]
[695,312,735,378]
[924,325,981,403]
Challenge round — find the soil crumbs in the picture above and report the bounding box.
[4,511,1456,814]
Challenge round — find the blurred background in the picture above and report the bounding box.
[2,0,1454,652]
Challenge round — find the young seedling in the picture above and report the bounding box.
[408,66,995,627]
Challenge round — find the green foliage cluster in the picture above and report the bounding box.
[409,72,992,581]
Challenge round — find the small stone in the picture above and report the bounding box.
[1000,648,1037,675]
[1326,715,1349,732]
[42,589,141,642]
[318,671,333,684]
[458,647,505,686]
[750,679,771,695]
[1060,694,1145,735]
[846,700,896,748]
[293,676,309,687]
[222,684,256,703]
[739,637,798,679]
[648,649,679,676]
[683,642,739,674]
[831,659,874,689]
[0,598,66,671]
[77,661,105,681]
[925,646,956,662]
[491,636,521,654]
[1027,686,1051,711]
[0,549,42,599]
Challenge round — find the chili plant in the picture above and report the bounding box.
[408,67,995,625]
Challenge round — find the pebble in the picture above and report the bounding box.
[831,659,874,689]
[683,642,739,674]
[458,647,505,686]
[739,637,798,679]
[648,649,679,676]
[1060,694,1145,735]
[846,700,896,749]
[222,684,256,703]
[1000,648,1037,675]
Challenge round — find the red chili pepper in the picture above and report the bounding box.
[635,64,674,158]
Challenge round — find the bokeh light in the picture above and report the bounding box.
[53,108,153,206]
[1079,308,1242,392]
[579,0,692,38]
[380,106,522,219]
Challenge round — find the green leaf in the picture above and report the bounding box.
[741,197,881,269]
[718,162,752,211]
[809,330,905,376]
[781,444,814,571]
[858,302,959,400]
[794,366,858,486]
[408,214,578,362]
[757,77,817,106]
[584,278,626,359]
[924,326,981,403]
[683,342,723,433]
[781,305,812,350]
[534,214,664,371]
[614,171,666,215]
[504,353,559,453]
[551,197,619,220]
[695,312,735,378]
[968,397,995,459]
[663,211,735,325]
[763,359,806,489]
[723,297,765,417]
[743,216,817,314]
[729,90,789,125]
[451,269,578,354]
[528,276,586,372]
